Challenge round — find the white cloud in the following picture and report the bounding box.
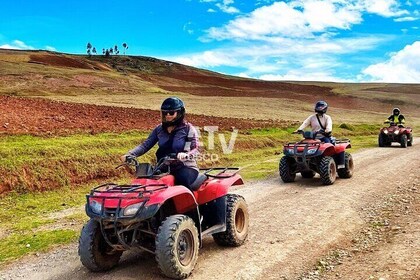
[0,40,35,50]
[362,41,420,83]
[259,71,353,82]
[171,50,239,67]
[202,1,410,41]
[207,8,216,12]
[216,0,240,14]
[361,0,408,17]
[183,21,195,34]
[302,1,362,32]
[45,46,57,51]
[167,35,388,81]
[190,0,414,82]
[394,16,418,21]
[204,2,311,41]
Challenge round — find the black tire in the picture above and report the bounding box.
[155,215,199,279]
[78,219,122,272]
[301,170,315,178]
[279,156,296,183]
[401,134,407,148]
[378,134,385,147]
[213,194,249,247]
[337,152,354,179]
[319,156,337,185]
[407,134,413,147]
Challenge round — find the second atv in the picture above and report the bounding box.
[378,121,413,148]
[279,130,353,185]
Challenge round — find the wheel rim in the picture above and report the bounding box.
[348,157,354,172]
[329,161,336,179]
[177,229,194,266]
[235,207,245,234]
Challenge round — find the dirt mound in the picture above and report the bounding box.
[0,96,290,136]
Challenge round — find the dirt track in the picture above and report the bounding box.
[0,144,419,280]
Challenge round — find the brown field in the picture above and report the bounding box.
[1,49,419,134]
[0,95,292,136]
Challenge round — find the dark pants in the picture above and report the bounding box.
[171,166,199,190]
[320,136,331,143]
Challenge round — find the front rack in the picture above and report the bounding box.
[285,142,321,157]
[91,182,168,196]
[200,167,240,178]
[87,183,169,251]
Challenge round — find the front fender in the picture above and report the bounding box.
[146,186,198,213]
[319,143,336,156]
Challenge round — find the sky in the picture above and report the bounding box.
[1,0,419,83]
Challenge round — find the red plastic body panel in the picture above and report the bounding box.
[284,140,350,156]
[381,125,412,135]
[132,175,175,186]
[194,174,244,205]
[334,142,351,154]
[90,172,244,214]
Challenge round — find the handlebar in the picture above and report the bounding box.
[117,153,180,177]
[293,129,326,139]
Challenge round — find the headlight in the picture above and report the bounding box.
[123,202,143,216]
[383,129,388,134]
[307,149,317,155]
[89,200,102,214]
[394,130,399,135]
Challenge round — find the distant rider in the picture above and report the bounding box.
[121,97,200,190]
[386,108,405,126]
[295,100,333,143]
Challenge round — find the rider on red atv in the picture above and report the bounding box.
[293,100,346,169]
[386,107,405,126]
[121,97,200,190]
[294,100,333,144]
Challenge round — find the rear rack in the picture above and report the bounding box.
[335,138,351,144]
[200,167,240,178]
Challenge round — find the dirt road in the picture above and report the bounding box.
[1,144,419,280]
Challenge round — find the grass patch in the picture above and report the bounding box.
[0,125,380,264]
[0,230,78,264]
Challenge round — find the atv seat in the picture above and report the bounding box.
[189,173,208,191]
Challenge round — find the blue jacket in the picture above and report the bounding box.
[129,122,200,170]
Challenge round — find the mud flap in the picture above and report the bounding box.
[199,196,227,235]
[334,152,345,169]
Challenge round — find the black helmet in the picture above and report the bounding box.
[315,100,328,114]
[161,97,185,127]
[393,108,400,115]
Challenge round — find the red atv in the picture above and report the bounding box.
[78,155,249,279]
[378,121,413,148]
[279,130,353,185]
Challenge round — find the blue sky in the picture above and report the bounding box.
[1,0,419,82]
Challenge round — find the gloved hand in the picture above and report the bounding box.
[177,152,190,161]
[121,154,135,163]
[120,154,128,162]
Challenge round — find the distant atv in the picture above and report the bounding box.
[78,155,249,279]
[378,121,413,148]
[279,130,353,185]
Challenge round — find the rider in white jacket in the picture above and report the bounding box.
[295,101,332,143]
